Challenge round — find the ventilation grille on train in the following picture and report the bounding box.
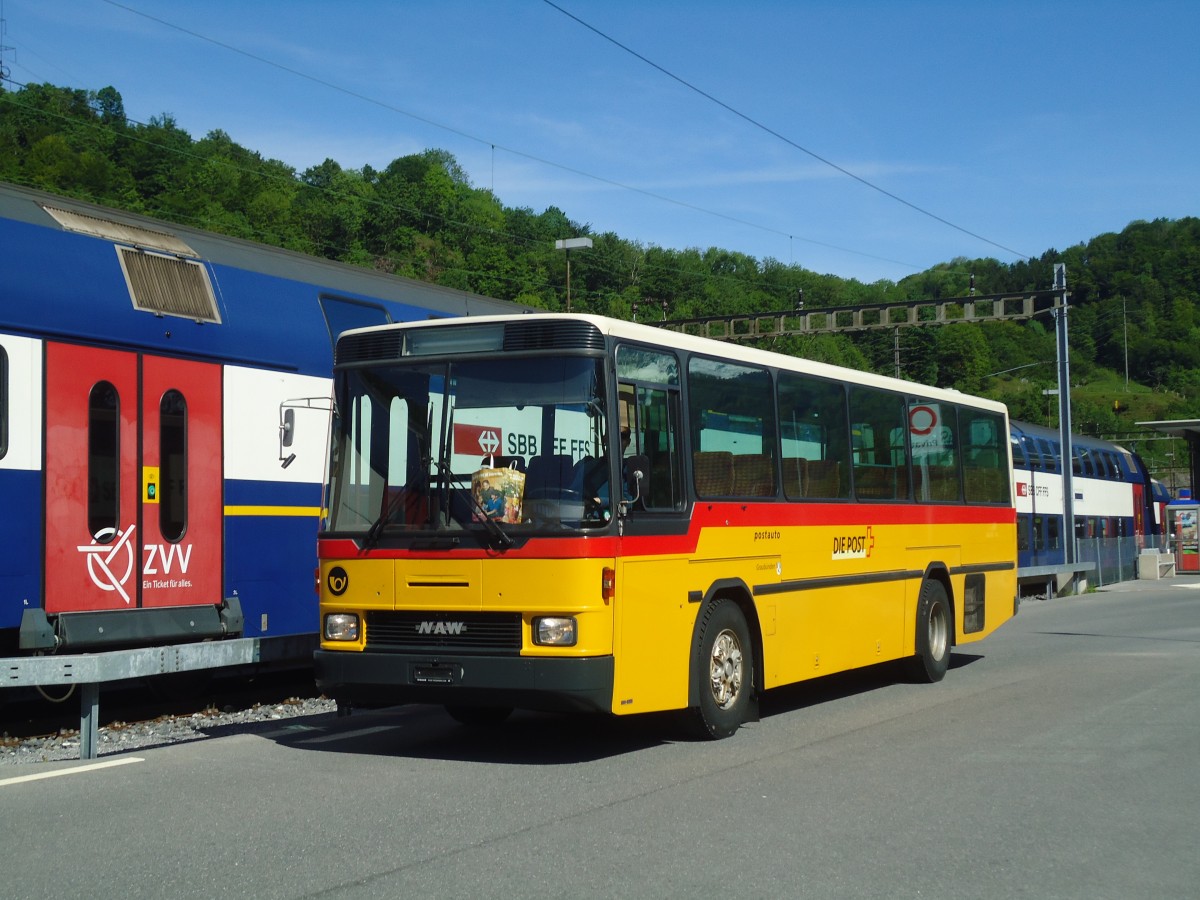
[42,204,198,257]
[116,246,221,324]
[365,611,522,654]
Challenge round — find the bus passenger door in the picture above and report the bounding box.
[43,343,223,615]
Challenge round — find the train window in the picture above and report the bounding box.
[1038,439,1058,472]
[1073,448,1094,478]
[159,389,188,542]
[88,381,121,541]
[1032,515,1046,551]
[1017,517,1031,552]
[1021,435,1042,470]
[1009,434,1026,468]
[0,344,7,460]
[1047,515,1062,550]
[319,296,393,350]
[1112,453,1129,478]
[1105,452,1120,479]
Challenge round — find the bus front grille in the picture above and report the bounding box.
[364,611,522,654]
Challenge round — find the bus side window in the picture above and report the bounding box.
[616,345,685,511]
[962,409,1009,504]
[686,356,776,500]
[849,386,908,501]
[777,371,849,500]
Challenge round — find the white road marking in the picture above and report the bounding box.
[0,756,144,788]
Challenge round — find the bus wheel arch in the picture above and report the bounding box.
[906,567,954,683]
[686,581,760,739]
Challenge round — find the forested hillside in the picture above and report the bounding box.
[3,82,1198,455]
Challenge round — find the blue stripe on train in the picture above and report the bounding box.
[222,479,323,638]
[224,478,324,508]
[0,470,43,629]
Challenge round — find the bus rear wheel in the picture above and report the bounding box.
[906,578,951,683]
[690,599,753,740]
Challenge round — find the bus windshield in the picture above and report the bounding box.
[325,355,613,538]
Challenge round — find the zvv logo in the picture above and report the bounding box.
[78,525,137,604]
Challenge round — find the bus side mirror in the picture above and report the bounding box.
[278,397,333,468]
[625,454,649,507]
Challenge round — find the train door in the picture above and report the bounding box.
[1132,482,1145,548]
[43,343,223,616]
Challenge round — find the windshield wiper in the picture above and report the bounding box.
[435,458,513,550]
[362,489,407,550]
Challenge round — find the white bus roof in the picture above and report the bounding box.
[341,312,1008,415]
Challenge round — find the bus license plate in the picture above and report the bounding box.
[413,664,457,684]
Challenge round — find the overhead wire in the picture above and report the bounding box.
[95,0,918,273]
[541,0,1034,264]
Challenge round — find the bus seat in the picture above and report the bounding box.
[804,459,841,498]
[855,465,896,499]
[915,465,958,501]
[733,454,775,497]
[525,454,574,497]
[575,455,608,498]
[930,465,959,501]
[964,467,1006,503]
[693,451,734,496]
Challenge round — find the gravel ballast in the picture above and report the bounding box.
[1,696,338,765]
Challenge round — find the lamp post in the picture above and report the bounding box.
[555,237,593,312]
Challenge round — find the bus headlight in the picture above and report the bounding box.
[533,616,577,646]
[324,613,359,642]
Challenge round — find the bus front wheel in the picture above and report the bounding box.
[690,599,754,739]
[906,578,951,683]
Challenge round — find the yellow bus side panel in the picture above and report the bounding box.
[612,556,694,714]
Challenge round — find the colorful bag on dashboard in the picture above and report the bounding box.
[472,461,525,523]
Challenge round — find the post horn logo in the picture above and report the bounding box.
[327,566,349,596]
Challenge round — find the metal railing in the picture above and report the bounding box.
[1075,535,1171,587]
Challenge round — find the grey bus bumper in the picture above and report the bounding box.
[314,649,614,714]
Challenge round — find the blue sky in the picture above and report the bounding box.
[3,0,1197,283]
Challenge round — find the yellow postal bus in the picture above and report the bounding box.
[314,314,1017,738]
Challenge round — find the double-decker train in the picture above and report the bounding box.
[0,181,520,664]
[1010,419,1169,578]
